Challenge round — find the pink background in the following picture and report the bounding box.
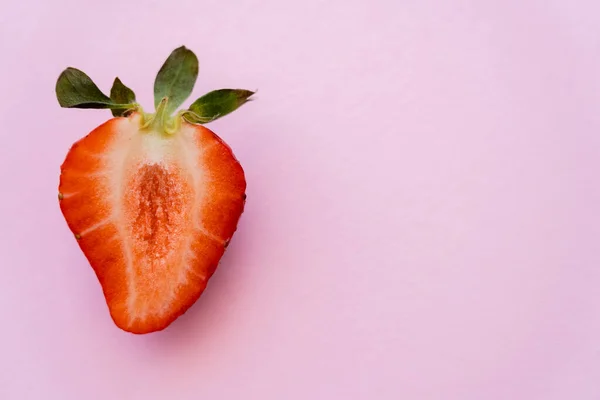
[1,0,599,398]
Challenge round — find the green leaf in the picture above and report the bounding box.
[153,46,199,115]
[56,67,115,109]
[110,77,136,117]
[186,89,254,124]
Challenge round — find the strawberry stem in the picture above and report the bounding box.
[140,97,180,134]
[152,97,169,131]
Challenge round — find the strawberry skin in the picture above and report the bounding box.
[59,113,246,334]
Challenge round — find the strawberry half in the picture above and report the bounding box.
[56,46,254,334]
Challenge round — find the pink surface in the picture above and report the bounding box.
[1,0,599,399]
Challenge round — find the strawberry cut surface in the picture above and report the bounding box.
[59,113,246,334]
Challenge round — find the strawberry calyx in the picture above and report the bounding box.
[55,46,255,133]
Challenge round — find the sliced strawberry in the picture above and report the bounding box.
[56,46,254,333]
[59,114,246,333]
